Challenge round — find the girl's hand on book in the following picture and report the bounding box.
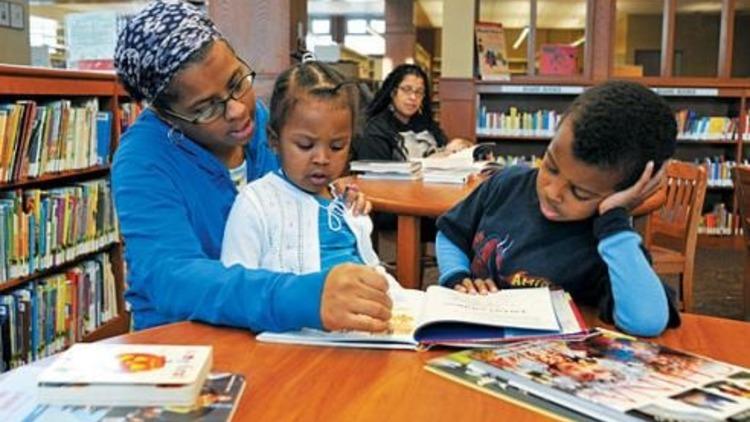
[598,161,666,215]
[453,278,498,295]
[321,263,392,332]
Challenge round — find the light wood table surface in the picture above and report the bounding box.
[105,312,749,422]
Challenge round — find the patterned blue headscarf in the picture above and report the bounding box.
[114,0,223,102]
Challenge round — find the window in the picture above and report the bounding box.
[311,18,330,35]
[347,19,367,34]
[673,0,722,77]
[478,0,532,75]
[30,15,59,48]
[615,0,663,77]
[369,19,385,34]
[344,34,384,56]
[535,0,586,76]
[732,0,750,77]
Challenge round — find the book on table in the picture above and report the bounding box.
[2,366,244,422]
[350,160,423,180]
[425,328,750,421]
[257,286,588,350]
[36,344,213,407]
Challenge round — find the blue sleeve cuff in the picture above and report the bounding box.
[436,231,472,287]
[271,270,328,331]
[593,207,633,240]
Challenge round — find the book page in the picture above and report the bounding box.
[417,286,560,332]
[257,277,426,347]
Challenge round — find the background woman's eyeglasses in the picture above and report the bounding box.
[160,67,256,125]
[397,85,425,98]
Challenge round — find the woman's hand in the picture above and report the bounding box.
[598,161,667,216]
[453,278,498,295]
[320,264,392,332]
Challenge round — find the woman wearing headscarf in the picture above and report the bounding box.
[112,0,391,333]
[353,63,471,161]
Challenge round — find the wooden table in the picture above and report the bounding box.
[352,177,477,289]
[106,312,750,421]
[352,176,667,289]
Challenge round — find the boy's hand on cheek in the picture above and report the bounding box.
[453,278,498,295]
[321,264,392,332]
[598,161,666,215]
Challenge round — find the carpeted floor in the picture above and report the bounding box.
[375,230,748,322]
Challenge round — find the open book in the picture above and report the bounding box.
[257,286,587,350]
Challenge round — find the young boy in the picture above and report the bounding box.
[436,81,680,337]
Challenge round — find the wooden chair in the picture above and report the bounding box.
[732,165,750,321]
[644,160,707,312]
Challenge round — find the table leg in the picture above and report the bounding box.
[396,215,421,289]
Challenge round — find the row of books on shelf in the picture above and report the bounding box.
[699,203,744,236]
[674,110,737,141]
[476,106,559,137]
[0,252,119,373]
[476,106,743,142]
[0,178,118,283]
[699,158,747,188]
[0,99,113,183]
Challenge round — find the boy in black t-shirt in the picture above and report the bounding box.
[436,81,680,337]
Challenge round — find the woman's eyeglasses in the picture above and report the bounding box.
[397,85,425,99]
[159,63,256,125]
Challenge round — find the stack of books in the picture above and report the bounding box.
[419,147,483,184]
[349,160,423,180]
[37,344,214,407]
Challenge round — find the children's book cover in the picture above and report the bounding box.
[475,22,511,81]
[539,44,578,76]
[427,329,750,421]
[37,343,213,385]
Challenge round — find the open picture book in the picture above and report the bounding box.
[257,285,587,350]
[425,329,750,421]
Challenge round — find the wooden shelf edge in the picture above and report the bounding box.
[82,312,131,342]
[0,165,110,190]
[0,240,120,293]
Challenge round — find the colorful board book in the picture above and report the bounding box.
[37,344,213,406]
[425,328,750,421]
[258,286,587,350]
[475,22,511,81]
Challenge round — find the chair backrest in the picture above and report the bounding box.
[644,160,708,252]
[733,165,750,248]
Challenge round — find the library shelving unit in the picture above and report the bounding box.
[0,64,130,371]
[474,78,749,248]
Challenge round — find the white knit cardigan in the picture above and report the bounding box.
[221,172,380,274]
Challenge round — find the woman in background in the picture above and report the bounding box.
[354,63,470,161]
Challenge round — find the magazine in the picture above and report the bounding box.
[425,329,750,421]
[37,344,213,406]
[257,286,587,350]
[1,365,244,422]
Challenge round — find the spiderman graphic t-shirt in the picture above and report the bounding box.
[436,166,609,307]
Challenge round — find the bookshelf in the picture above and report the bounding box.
[0,64,130,372]
[474,79,749,247]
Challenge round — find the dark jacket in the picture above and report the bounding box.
[353,108,448,161]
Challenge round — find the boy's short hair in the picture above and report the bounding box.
[564,80,677,190]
